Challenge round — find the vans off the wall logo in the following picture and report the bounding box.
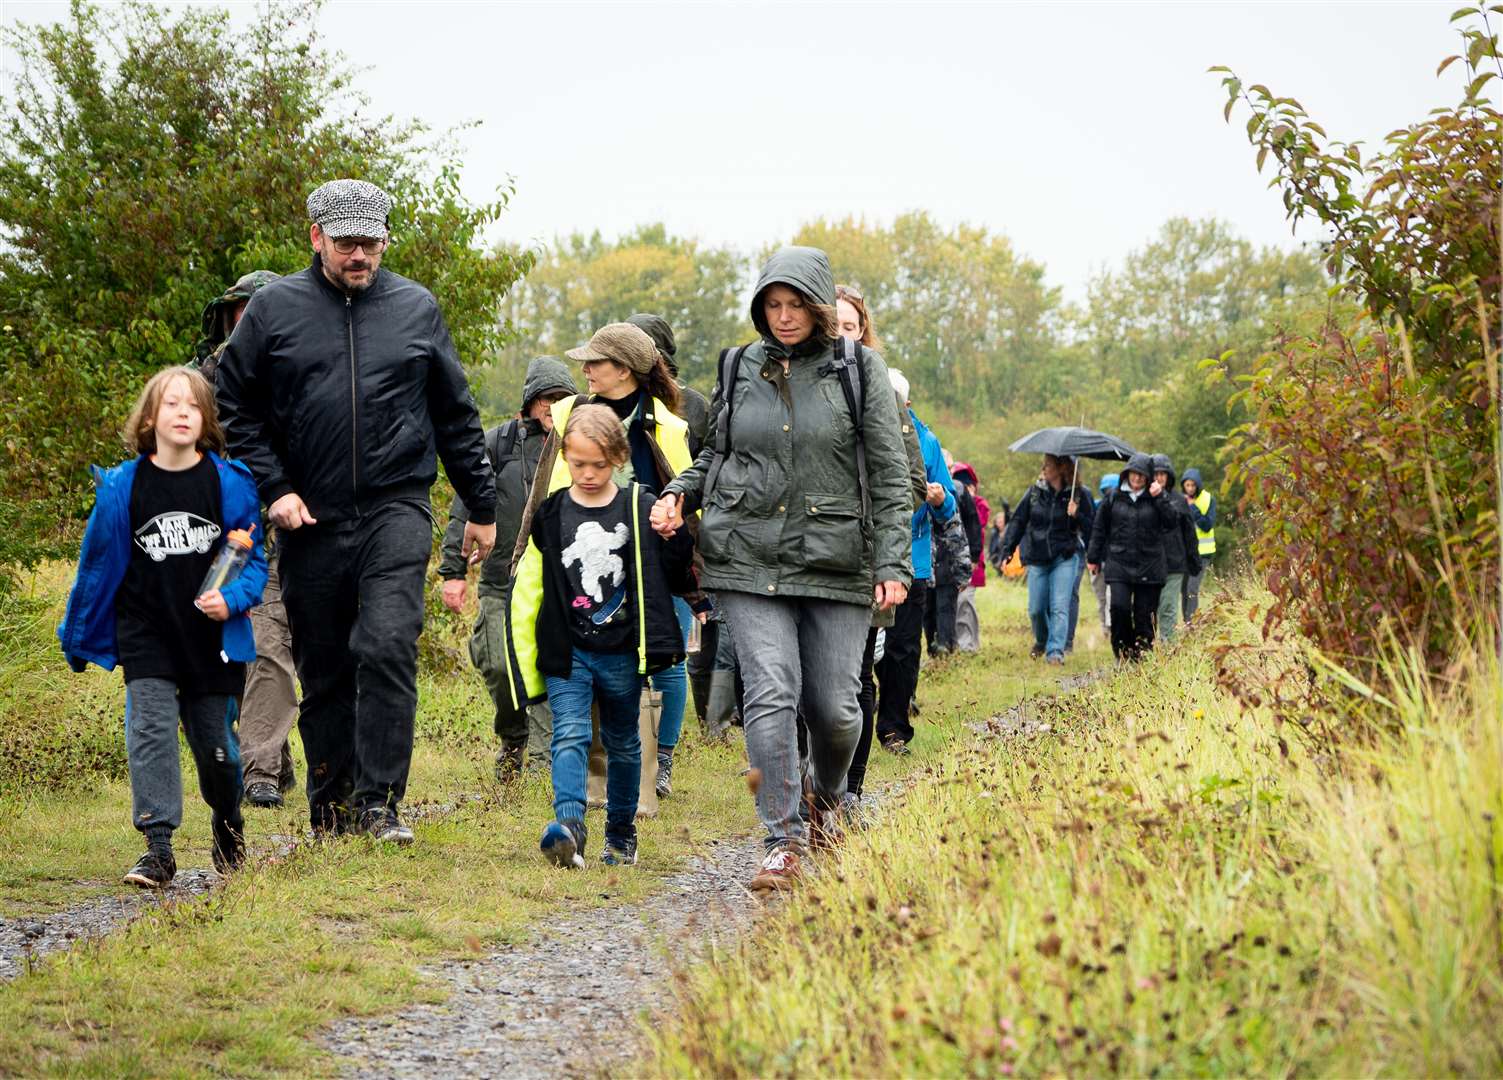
[134,512,220,562]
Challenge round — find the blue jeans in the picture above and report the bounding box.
[648,598,692,755]
[546,649,644,839]
[1027,553,1081,658]
[1065,552,1087,651]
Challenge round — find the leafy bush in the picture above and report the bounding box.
[1214,6,1500,695]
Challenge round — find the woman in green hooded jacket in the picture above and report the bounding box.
[651,246,912,892]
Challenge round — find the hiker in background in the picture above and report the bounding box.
[439,357,577,779]
[1090,473,1119,632]
[950,461,988,653]
[874,372,954,755]
[986,501,1009,576]
[925,449,974,658]
[193,269,299,809]
[58,367,267,887]
[218,178,498,845]
[1086,452,1172,662]
[1062,459,1095,655]
[1152,454,1202,643]
[509,405,697,868]
[653,247,912,891]
[835,285,928,816]
[999,454,1094,665]
[1181,467,1216,622]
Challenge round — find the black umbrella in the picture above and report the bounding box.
[1008,426,1137,461]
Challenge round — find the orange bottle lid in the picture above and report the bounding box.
[225,528,254,550]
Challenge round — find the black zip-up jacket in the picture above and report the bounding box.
[1086,487,1174,585]
[1160,491,1203,578]
[216,256,496,525]
[1000,480,1094,566]
[958,487,984,563]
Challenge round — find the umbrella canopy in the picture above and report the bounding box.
[1008,426,1137,461]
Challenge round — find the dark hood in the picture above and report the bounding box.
[1120,451,1154,487]
[750,246,836,353]
[1183,467,1205,491]
[521,356,577,412]
[1150,453,1177,488]
[626,313,676,375]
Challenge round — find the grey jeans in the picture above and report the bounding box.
[716,590,870,852]
[125,678,243,835]
[1158,572,1185,642]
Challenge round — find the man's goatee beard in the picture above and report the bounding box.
[343,267,377,295]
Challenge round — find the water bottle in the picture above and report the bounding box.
[685,617,702,655]
[198,527,254,596]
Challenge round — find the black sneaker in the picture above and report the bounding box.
[601,828,638,866]
[880,733,911,756]
[655,752,673,799]
[357,806,415,846]
[1030,645,1045,660]
[212,817,245,874]
[244,781,283,809]
[123,850,176,889]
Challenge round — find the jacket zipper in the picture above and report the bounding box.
[346,296,360,516]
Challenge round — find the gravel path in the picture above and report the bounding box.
[324,830,773,1079]
[0,869,216,980]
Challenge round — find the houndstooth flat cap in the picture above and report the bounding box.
[306,179,392,240]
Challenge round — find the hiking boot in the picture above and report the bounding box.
[494,744,524,784]
[212,817,245,874]
[807,806,844,852]
[357,806,415,846]
[749,846,802,892]
[655,752,674,799]
[880,733,911,756]
[839,790,869,830]
[244,781,283,809]
[1030,644,1045,660]
[601,829,638,866]
[123,849,176,889]
[541,819,586,869]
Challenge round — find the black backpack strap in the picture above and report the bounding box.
[832,337,871,522]
[703,344,747,499]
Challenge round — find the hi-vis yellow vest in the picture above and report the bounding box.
[1193,489,1216,555]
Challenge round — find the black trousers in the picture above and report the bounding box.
[687,617,719,723]
[279,499,432,828]
[1108,581,1162,661]
[846,627,880,797]
[875,580,928,745]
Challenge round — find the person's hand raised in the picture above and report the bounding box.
[651,493,683,537]
[1149,480,1164,497]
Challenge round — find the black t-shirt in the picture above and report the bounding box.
[558,486,634,654]
[115,455,246,694]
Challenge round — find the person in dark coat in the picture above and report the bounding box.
[1151,454,1202,642]
[999,454,1094,664]
[1085,452,1173,661]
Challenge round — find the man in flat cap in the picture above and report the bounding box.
[217,178,498,845]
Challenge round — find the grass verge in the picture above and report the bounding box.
[641,590,1503,1076]
[0,570,1091,1074]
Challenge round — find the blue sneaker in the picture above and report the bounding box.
[540,819,586,869]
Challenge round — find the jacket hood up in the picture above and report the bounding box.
[521,356,577,412]
[1150,453,1177,488]
[626,313,677,375]
[951,461,979,486]
[750,246,836,344]
[1120,451,1154,486]
[1183,467,1205,489]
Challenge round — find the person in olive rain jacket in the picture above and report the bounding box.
[1086,452,1174,661]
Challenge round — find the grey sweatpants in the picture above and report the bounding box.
[716,591,870,852]
[125,678,244,835]
[1158,573,1185,642]
[955,586,981,652]
[239,560,299,789]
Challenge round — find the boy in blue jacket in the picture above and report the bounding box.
[59,367,267,888]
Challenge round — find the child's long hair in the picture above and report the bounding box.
[123,366,227,456]
[562,403,630,467]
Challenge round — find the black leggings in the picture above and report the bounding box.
[1108,581,1162,661]
[845,627,880,797]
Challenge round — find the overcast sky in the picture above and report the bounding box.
[2,1,1474,298]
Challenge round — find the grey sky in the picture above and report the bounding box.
[3,1,1470,298]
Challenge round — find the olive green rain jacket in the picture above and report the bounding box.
[663,246,912,608]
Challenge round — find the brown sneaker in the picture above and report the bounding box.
[749,846,802,892]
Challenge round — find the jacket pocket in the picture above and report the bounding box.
[697,487,743,562]
[800,494,863,572]
[369,408,431,486]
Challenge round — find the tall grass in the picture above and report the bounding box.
[642,597,1503,1076]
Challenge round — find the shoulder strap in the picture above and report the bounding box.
[832,337,871,522]
[704,344,748,498]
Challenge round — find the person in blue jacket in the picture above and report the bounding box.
[873,369,954,753]
[58,367,267,889]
